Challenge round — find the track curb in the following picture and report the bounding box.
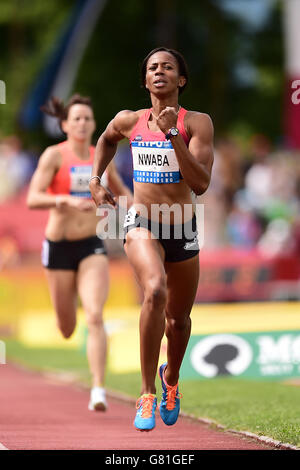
[179,412,299,451]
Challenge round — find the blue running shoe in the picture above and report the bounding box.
[134,394,157,431]
[159,363,182,426]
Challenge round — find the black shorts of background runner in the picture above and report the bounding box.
[42,236,107,270]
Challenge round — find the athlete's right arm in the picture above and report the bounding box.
[26,146,93,211]
[90,110,137,207]
[26,146,63,209]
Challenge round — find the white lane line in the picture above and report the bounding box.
[0,442,9,450]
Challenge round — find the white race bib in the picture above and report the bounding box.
[70,165,92,197]
[131,141,180,184]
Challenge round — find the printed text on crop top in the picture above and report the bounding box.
[129,107,190,184]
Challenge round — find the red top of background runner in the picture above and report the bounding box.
[48,141,94,195]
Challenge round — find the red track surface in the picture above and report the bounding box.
[0,363,272,451]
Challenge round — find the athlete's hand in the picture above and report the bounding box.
[156,107,178,134]
[89,181,117,208]
[63,196,95,211]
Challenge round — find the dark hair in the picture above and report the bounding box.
[40,94,93,128]
[141,47,189,95]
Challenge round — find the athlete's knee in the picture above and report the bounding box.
[166,314,191,332]
[86,311,104,329]
[144,279,167,310]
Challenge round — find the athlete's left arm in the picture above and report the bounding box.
[106,161,133,208]
[172,112,214,195]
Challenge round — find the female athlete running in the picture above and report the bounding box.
[89,48,214,430]
[27,94,132,412]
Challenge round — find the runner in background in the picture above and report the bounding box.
[89,48,214,431]
[27,94,132,412]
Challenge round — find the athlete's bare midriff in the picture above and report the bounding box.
[45,207,99,241]
[132,180,195,224]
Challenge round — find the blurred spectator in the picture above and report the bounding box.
[242,134,272,174]
[242,158,273,214]
[226,193,262,247]
[213,137,243,209]
[291,216,300,257]
[200,132,300,256]
[241,151,298,218]
[257,218,295,257]
[0,135,35,203]
[200,137,243,249]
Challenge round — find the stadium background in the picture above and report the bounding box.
[0,0,300,400]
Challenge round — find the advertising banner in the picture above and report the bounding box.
[181,330,300,380]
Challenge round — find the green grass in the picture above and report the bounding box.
[3,338,300,447]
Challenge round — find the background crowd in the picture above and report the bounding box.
[0,0,299,276]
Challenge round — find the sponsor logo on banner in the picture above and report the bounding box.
[182,330,300,380]
[190,334,252,378]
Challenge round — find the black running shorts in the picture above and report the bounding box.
[123,209,199,263]
[41,236,107,270]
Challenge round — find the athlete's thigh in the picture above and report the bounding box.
[124,229,166,290]
[44,268,77,321]
[77,254,109,313]
[165,255,199,318]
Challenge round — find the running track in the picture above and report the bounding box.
[0,363,273,451]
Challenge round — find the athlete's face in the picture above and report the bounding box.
[62,104,96,142]
[145,51,186,96]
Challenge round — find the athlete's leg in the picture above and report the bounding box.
[44,269,77,338]
[164,255,199,385]
[77,254,109,388]
[124,229,167,395]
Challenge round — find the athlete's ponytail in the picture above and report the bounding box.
[40,94,93,128]
[40,96,67,121]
